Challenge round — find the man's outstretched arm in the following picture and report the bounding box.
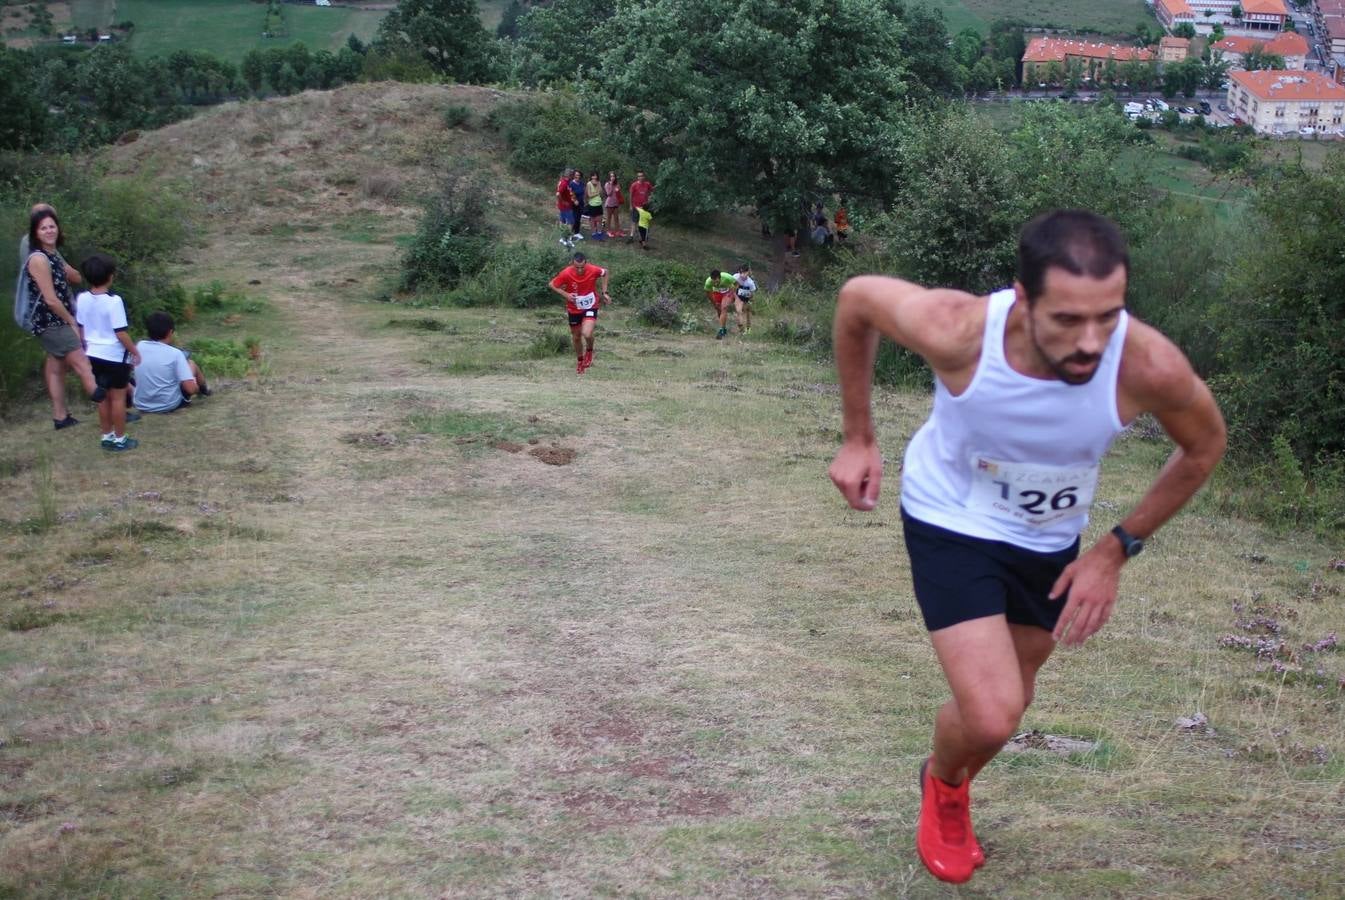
[1050,326,1227,646]
[828,276,980,511]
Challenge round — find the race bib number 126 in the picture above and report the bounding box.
[966,455,1099,529]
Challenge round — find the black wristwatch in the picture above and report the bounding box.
[1111,525,1144,559]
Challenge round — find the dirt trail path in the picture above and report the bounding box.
[124,225,917,896]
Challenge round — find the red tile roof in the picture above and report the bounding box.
[1022,37,1155,64]
[1230,69,1345,101]
[1241,0,1288,15]
[1157,0,1194,19]
[1211,32,1310,58]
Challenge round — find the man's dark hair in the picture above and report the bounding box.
[27,209,63,251]
[572,252,586,263]
[79,253,117,288]
[145,311,175,341]
[1017,210,1129,303]
[709,269,721,279]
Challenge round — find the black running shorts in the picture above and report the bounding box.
[568,310,597,327]
[901,507,1079,633]
[90,356,133,390]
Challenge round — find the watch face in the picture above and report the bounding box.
[1126,538,1144,558]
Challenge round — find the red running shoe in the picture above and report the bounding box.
[576,357,586,374]
[583,349,594,370]
[916,758,977,884]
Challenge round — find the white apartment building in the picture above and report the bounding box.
[1227,69,1345,135]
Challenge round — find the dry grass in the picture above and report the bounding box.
[0,85,1342,898]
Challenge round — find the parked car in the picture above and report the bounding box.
[1198,101,1212,114]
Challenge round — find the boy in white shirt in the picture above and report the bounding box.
[74,254,141,451]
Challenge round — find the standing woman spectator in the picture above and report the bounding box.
[603,171,622,236]
[25,208,103,428]
[585,172,604,234]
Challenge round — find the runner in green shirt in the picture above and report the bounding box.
[704,270,738,339]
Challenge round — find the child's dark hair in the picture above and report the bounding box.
[27,209,62,251]
[79,253,117,288]
[145,311,175,341]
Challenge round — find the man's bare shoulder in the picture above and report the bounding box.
[900,288,988,367]
[1119,317,1200,414]
[839,278,989,365]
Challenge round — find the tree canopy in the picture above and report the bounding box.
[372,0,500,83]
[584,0,941,222]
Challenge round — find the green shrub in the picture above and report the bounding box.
[401,173,497,291]
[616,258,699,307]
[527,329,572,358]
[637,293,681,329]
[184,337,260,378]
[769,317,819,346]
[448,242,564,308]
[1210,435,1345,535]
[443,104,472,128]
[487,93,633,181]
[875,340,931,389]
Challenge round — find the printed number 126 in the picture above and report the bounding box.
[993,481,1079,515]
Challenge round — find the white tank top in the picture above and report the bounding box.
[900,288,1129,552]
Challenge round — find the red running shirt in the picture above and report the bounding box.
[556,178,575,210]
[629,180,654,210]
[550,265,608,313]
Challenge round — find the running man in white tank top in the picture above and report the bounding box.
[828,210,1226,885]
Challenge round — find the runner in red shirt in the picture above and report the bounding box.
[549,252,611,374]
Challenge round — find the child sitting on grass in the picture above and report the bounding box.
[132,311,211,414]
[74,253,140,452]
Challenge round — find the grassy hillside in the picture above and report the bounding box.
[0,84,1341,896]
[931,0,1153,35]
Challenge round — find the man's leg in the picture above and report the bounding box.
[928,615,1029,786]
[44,355,69,421]
[965,624,1055,781]
[734,297,746,332]
[570,323,585,372]
[744,300,753,331]
[581,317,597,365]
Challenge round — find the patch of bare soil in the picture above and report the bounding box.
[529,446,576,466]
[492,440,524,454]
[342,431,398,448]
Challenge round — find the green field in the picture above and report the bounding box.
[67,0,116,32]
[930,0,1154,35]
[117,0,386,61]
